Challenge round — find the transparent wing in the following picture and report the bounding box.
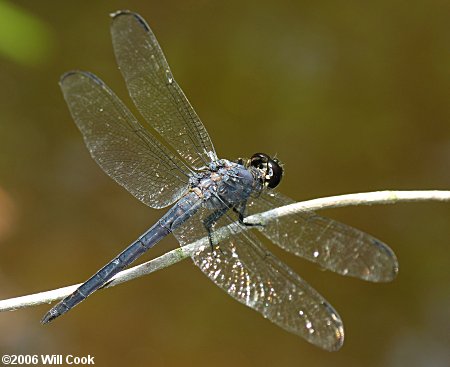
[60,71,191,209]
[110,11,218,169]
[174,206,344,351]
[247,191,398,282]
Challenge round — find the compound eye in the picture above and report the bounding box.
[250,153,269,169]
[250,153,283,189]
[266,159,283,189]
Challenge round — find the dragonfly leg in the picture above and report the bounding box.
[203,207,229,253]
[233,201,263,228]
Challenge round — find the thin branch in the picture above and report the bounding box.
[0,190,448,313]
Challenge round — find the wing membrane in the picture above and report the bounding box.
[110,11,217,169]
[60,71,190,209]
[174,206,344,351]
[247,191,398,282]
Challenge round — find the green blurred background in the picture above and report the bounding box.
[0,0,449,366]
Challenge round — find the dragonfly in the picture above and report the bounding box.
[41,10,398,351]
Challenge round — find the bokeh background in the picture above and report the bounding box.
[0,1,449,366]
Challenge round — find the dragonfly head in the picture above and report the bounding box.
[249,153,283,189]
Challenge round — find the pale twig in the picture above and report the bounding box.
[0,190,448,313]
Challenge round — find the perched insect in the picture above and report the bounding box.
[42,10,398,351]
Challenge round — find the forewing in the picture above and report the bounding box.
[247,191,398,282]
[110,11,218,169]
[60,71,190,209]
[174,207,344,351]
